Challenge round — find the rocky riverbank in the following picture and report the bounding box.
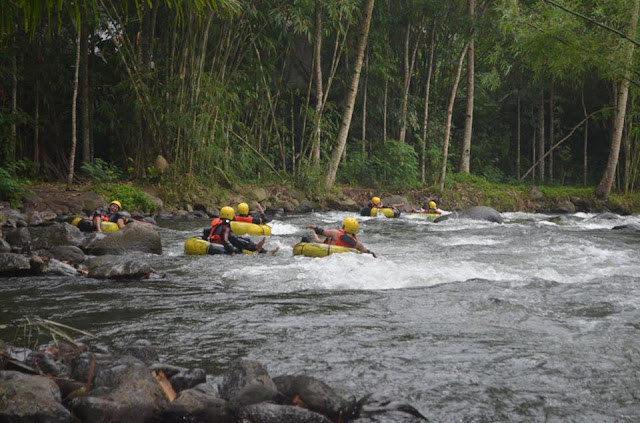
[1,337,428,422]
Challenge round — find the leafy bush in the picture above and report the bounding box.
[0,161,30,203]
[92,183,157,213]
[81,158,122,183]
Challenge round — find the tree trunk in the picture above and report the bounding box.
[596,0,640,199]
[439,42,469,189]
[421,22,436,184]
[516,90,521,180]
[537,87,545,183]
[80,19,91,164]
[383,78,388,143]
[549,81,554,182]
[582,87,588,186]
[399,20,411,143]
[460,0,475,174]
[10,48,17,163]
[362,53,368,157]
[325,0,375,190]
[312,0,323,164]
[67,36,81,188]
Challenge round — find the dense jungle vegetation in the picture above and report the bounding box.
[1,0,640,207]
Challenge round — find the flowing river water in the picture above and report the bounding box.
[2,211,640,422]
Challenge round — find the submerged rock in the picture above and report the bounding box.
[83,224,162,255]
[434,205,503,224]
[86,255,153,280]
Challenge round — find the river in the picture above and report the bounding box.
[2,211,640,422]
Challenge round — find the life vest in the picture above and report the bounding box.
[334,229,357,248]
[208,218,227,244]
[234,215,254,223]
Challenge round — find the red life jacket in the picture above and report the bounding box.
[208,218,227,244]
[334,229,358,248]
[234,215,253,223]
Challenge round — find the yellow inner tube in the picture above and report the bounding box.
[184,237,254,255]
[71,217,120,232]
[370,207,397,218]
[292,242,360,258]
[230,221,272,236]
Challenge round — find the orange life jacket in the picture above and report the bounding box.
[208,218,227,244]
[234,215,254,223]
[334,229,357,248]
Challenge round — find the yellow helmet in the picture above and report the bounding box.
[237,202,250,216]
[343,217,359,235]
[220,206,235,220]
[109,200,122,210]
[429,201,437,209]
[372,196,381,205]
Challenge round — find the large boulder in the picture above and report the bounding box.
[0,371,73,423]
[351,393,429,422]
[29,222,85,250]
[381,195,411,212]
[434,205,503,224]
[0,252,32,276]
[220,359,277,401]
[239,403,333,423]
[83,224,162,255]
[70,356,167,423]
[273,375,357,421]
[4,227,31,250]
[159,383,232,422]
[85,255,153,280]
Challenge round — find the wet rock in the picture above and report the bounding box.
[273,375,357,421]
[612,223,640,231]
[0,370,73,423]
[0,238,10,253]
[70,356,167,422]
[159,382,232,422]
[434,206,503,224]
[74,191,105,215]
[596,212,619,220]
[220,359,277,401]
[0,252,32,276]
[228,382,280,410]
[29,222,85,250]
[150,362,189,379]
[552,199,576,214]
[26,351,64,377]
[28,210,44,226]
[170,367,206,393]
[298,199,314,213]
[120,339,159,364]
[86,255,153,280]
[238,403,333,423]
[49,245,85,264]
[83,224,162,255]
[45,258,78,276]
[29,254,47,274]
[4,226,31,250]
[352,393,430,422]
[382,195,411,212]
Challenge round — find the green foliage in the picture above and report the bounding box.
[338,141,420,189]
[92,183,157,213]
[80,159,122,183]
[0,161,30,203]
[539,186,595,198]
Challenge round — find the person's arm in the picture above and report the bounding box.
[390,202,404,209]
[307,225,340,239]
[221,226,240,254]
[354,240,377,257]
[254,202,269,224]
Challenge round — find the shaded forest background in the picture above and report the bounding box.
[1,0,640,203]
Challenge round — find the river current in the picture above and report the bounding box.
[2,211,640,422]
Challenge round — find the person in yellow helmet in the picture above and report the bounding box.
[91,200,128,233]
[426,200,441,214]
[360,196,404,217]
[234,202,269,224]
[306,217,376,257]
[205,206,277,254]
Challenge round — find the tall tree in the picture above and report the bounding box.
[596,0,640,199]
[325,0,375,190]
[459,0,475,174]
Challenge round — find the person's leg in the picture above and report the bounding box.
[94,216,103,233]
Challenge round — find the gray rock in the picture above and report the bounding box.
[159,383,231,422]
[29,222,85,250]
[0,371,72,423]
[86,255,153,280]
[298,199,314,213]
[45,258,78,276]
[0,238,11,253]
[381,195,411,212]
[120,339,159,364]
[83,224,162,255]
[170,368,206,393]
[553,199,576,214]
[0,252,32,276]
[273,374,357,421]
[239,403,332,423]
[49,245,85,264]
[434,206,503,224]
[352,393,429,422]
[4,226,31,250]
[220,359,277,401]
[228,383,280,410]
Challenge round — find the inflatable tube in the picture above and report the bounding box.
[371,207,400,218]
[408,212,441,220]
[71,217,120,233]
[184,237,226,255]
[230,221,272,236]
[292,242,361,258]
